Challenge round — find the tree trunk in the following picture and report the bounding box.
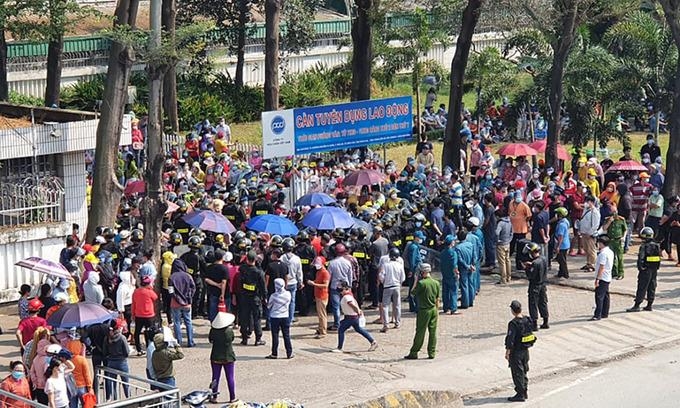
[660,0,680,196]
[264,0,282,111]
[86,0,140,240]
[44,38,63,107]
[0,31,8,102]
[235,0,249,89]
[142,0,167,264]
[442,0,483,170]
[545,0,578,169]
[162,0,178,133]
[350,0,374,101]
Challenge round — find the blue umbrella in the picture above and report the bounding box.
[182,210,236,234]
[351,218,373,232]
[294,192,336,207]
[302,206,354,230]
[246,214,299,236]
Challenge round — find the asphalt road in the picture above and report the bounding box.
[464,343,680,407]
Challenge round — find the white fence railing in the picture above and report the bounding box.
[0,177,65,226]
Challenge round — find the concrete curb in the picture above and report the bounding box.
[344,390,463,408]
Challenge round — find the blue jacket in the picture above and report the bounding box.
[440,247,458,281]
[455,241,476,272]
[405,241,423,273]
[466,232,483,266]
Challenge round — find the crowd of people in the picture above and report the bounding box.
[5,110,676,406]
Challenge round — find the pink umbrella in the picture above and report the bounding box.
[342,170,385,187]
[497,143,538,157]
[528,140,571,161]
[124,180,145,196]
[606,160,649,173]
[15,257,73,280]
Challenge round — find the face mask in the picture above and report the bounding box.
[11,371,24,380]
[390,194,397,199]
[648,140,654,145]
[608,187,614,192]
[515,197,522,203]
[584,203,591,210]
[485,174,492,180]
[415,222,422,228]
[652,190,659,196]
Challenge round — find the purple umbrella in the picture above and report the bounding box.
[301,206,354,230]
[15,257,73,280]
[182,210,236,234]
[47,302,114,328]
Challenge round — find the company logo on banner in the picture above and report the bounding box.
[262,96,413,159]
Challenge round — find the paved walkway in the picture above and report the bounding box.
[0,244,677,407]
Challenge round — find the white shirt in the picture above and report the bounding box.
[579,208,601,236]
[379,260,406,288]
[594,246,614,283]
[45,374,69,408]
[340,294,358,316]
[281,253,303,287]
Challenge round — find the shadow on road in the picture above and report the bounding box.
[464,396,512,406]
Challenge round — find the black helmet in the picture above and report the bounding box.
[95,225,105,236]
[413,213,426,223]
[640,227,654,239]
[227,190,238,202]
[355,227,367,240]
[102,227,115,240]
[189,228,204,238]
[170,232,183,246]
[389,247,400,260]
[120,203,131,215]
[177,200,189,212]
[188,235,202,249]
[296,231,309,243]
[257,187,266,198]
[382,214,394,228]
[270,235,283,247]
[332,228,346,240]
[131,229,144,243]
[401,208,412,221]
[246,231,258,242]
[233,231,246,241]
[282,237,295,252]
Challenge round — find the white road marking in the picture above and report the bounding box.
[529,368,609,404]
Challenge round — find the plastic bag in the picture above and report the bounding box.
[358,315,366,328]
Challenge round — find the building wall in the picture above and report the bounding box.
[7,33,509,96]
[59,151,89,231]
[0,223,71,302]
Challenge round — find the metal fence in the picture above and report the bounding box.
[0,387,48,408]
[0,177,65,226]
[95,366,181,408]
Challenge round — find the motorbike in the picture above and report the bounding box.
[182,390,218,408]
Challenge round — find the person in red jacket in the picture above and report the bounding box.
[131,276,158,356]
[15,299,47,354]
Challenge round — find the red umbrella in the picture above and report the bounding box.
[528,140,571,160]
[605,160,649,173]
[497,143,538,157]
[130,201,179,217]
[124,180,145,196]
[342,170,385,187]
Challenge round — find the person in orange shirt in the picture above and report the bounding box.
[64,342,92,407]
[131,276,158,356]
[508,191,532,269]
[0,361,32,408]
[306,256,330,339]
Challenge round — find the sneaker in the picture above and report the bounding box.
[314,334,326,339]
[626,306,641,312]
[287,354,294,359]
[403,354,418,360]
[328,326,338,332]
[330,348,342,353]
[240,338,248,346]
[380,326,388,333]
[136,351,146,357]
[254,340,266,346]
[643,305,653,311]
[265,354,277,359]
[368,342,378,351]
[393,323,400,329]
[568,251,577,257]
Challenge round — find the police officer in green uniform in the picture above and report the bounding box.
[604,203,627,279]
[504,300,535,402]
[627,227,661,312]
[522,243,549,330]
[404,263,440,360]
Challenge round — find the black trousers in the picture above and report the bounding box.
[556,249,569,278]
[192,278,205,317]
[528,283,549,321]
[134,316,156,352]
[368,267,379,306]
[594,281,610,319]
[511,233,526,269]
[635,268,658,305]
[270,317,293,357]
[239,297,263,341]
[509,349,530,395]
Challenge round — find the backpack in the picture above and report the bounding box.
[517,317,536,348]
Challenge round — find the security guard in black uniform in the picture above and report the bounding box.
[350,227,370,307]
[125,229,144,258]
[252,187,274,216]
[180,236,207,318]
[238,250,266,346]
[168,232,183,253]
[504,300,535,402]
[172,201,193,242]
[627,227,661,312]
[222,190,246,229]
[100,228,123,272]
[295,231,316,315]
[522,243,549,330]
